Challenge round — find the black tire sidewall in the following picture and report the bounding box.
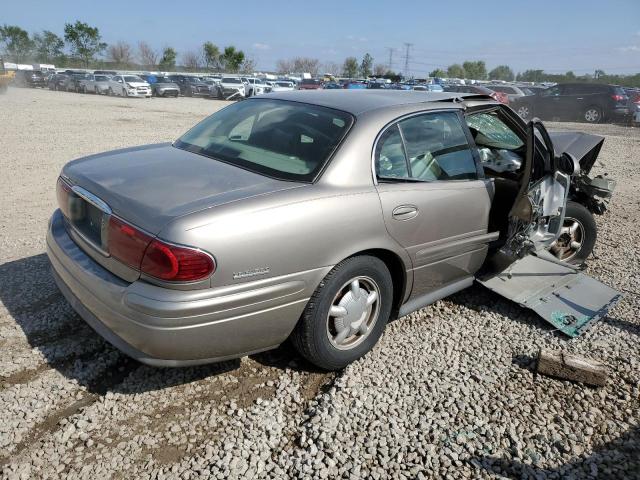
[294,256,393,370]
[563,201,597,264]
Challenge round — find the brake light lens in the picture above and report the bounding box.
[611,94,626,102]
[141,240,215,281]
[106,216,215,282]
[108,216,153,268]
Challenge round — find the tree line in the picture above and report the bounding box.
[0,22,253,73]
[2,22,640,87]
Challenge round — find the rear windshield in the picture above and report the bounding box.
[175,99,354,182]
[124,75,143,82]
[302,79,321,85]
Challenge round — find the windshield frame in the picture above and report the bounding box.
[173,98,356,183]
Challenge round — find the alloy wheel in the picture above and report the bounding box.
[326,276,380,350]
[550,217,585,261]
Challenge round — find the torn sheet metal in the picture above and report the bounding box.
[478,252,622,337]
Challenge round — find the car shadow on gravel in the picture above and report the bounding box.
[1,254,321,395]
[471,424,639,479]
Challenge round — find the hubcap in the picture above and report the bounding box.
[585,109,600,122]
[550,217,584,261]
[517,106,529,118]
[326,276,380,350]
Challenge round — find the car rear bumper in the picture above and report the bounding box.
[47,209,326,366]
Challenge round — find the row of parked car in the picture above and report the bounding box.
[13,69,299,100]
[12,68,640,124]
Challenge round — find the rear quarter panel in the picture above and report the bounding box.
[158,185,410,291]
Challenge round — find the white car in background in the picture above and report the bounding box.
[107,75,152,97]
[269,81,296,92]
[244,77,272,96]
[219,77,247,100]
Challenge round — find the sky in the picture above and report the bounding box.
[2,0,640,75]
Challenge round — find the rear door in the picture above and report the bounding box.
[535,84,566,119]
[375,110,495,299]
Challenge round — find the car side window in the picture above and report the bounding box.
[541,85,563,97]
[398,112,478,181]
[375,125,409,179]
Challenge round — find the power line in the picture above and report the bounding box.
[385,47,395,71]
[403,43,413,77]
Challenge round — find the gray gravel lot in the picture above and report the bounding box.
[0,87,638,479]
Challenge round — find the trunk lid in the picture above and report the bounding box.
[62,143,305,234]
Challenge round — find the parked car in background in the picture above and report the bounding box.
[345,81,367,89]
[47,91,621,371]
[47,73,69,91]
[201,78,223,99]
[13,70,47,88]
[443,84,509,104]
[139,74,180,97]
[108,75,152,97]
[79,74,111,94]
[485,84,527,102]
[167,75,210,97]
[513,83,631,123]
[245,77,272,96]
[412,84,444,92]
[94,70,117,76]
[623,87,640,124]
[298,78,323,90]
[323,82,343,90]
[219,77,246,99]
[270,81,296,92]
[68,73,90,93]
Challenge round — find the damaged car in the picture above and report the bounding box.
[47,90,622,371]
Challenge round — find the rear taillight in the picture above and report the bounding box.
[141,240,215,281]
[107,216,215,282]
[611,94,626,102]
[56,177,72,218]
[108,216,153,269]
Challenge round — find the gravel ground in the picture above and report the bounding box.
[0,87,638,479]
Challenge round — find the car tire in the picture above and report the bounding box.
[584,106,602,123]
[123,87,128,97]
[108,88,113,96]
[549,201,597,265]
[291,255,393,370]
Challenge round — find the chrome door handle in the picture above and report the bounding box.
[392,205,418,220]
[576,97,583,100]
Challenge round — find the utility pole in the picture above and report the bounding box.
[403,43,413,78]
[385,47,395,71]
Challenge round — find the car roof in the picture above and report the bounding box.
[260,90,483,116]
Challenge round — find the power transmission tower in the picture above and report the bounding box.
[403,43,413,78]
[385,47,395,71]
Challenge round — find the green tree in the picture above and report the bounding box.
[462,60,487,80]
[202,41,220,71]
[63,21,106,67]
[516,69,545,83]
[343,56,358,78]
[429,68,446,78]
[0,25,34,63]
[221,46,245,73]
[360,53,373,77]
[446,63,465,79]
[488,65,514,81]
[158,47,177,70]
[33,30,64,64]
